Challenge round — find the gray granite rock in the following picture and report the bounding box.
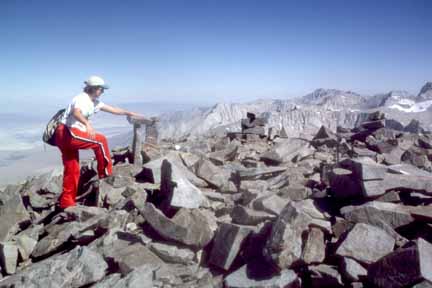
[149,241,195,265]
[16,234,38,261]
[31,221,81,258]
[368,238,432,288]
[278,185,312,201]
[160,159,205,209]
[140,203,215,248]
[253,194,290,215]
[340,201,415,229]
[209,223,253,270]
[195,158,237,193]
[340,257,367,282]
[309,264,344,288]
[0,242,18,275]
[92,265,153,288]
[110,242,164,275]
[261,138,312,165]
[0,185,31,242]
[336,223,395,264]
[207,144,238,165]
[231,205,275,226]
[224,264,301,288]
[0,246,107,288]
[412,281,432,288]
[22,167,63,196]
[238,166,287,181]
[302,227,326,265]
[263,202,312,269]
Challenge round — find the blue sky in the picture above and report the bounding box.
[1,0,431,112]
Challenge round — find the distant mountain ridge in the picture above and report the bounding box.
[155,82,432,141]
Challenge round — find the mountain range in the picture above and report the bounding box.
[154,82,432,141]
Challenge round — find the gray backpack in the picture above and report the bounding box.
[42,109,66,146]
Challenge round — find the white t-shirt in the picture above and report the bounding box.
[61,92,105,132]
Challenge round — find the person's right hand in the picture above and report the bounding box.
[86,123,96,140]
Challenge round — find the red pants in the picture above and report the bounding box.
[55,124,112,208]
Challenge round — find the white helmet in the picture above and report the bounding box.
[84,75,109,89]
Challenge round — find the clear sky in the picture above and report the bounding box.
[1,0,431,112]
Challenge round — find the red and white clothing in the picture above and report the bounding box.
[56,92,112,209]
[61,92,105,132]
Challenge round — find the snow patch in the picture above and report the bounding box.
[389,100,432,113]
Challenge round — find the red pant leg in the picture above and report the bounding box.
[67,127,112,178]
[56,124,80,208]
[91,133,112,177]
[55,124,112,208]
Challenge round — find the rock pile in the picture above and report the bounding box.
[227,112,268,141]
[0,110,431,287]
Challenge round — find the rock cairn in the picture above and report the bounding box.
[0,110,431,287]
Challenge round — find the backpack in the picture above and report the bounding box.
[42,109,66,146]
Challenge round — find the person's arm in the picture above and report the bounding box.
[72,108,96,139]
[100,104,140,117]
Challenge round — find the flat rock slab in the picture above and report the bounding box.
[209,223,253,270]
[340,201,415,230]
[0,246,107,288]
[383,173,432,195]
[149,242,195,265]
[224,264,301,288]
[410,206,432,222]
[368,238,432,288]
[336,223,395,264]
[339,158,387,181]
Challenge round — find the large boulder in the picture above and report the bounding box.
[209,223,253,270]
[0,185,31,242]
[140,203,216,248]
[195,158,237,193]
[0,246,107,288]
[368,238,432,288]
[263,201,330,269]
[340,201,415,229]
[336,223,395,264]
[160,159,205,209]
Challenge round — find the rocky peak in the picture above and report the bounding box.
[417,81,432,102]
[299,88,365,110]
[364,90,415,109]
